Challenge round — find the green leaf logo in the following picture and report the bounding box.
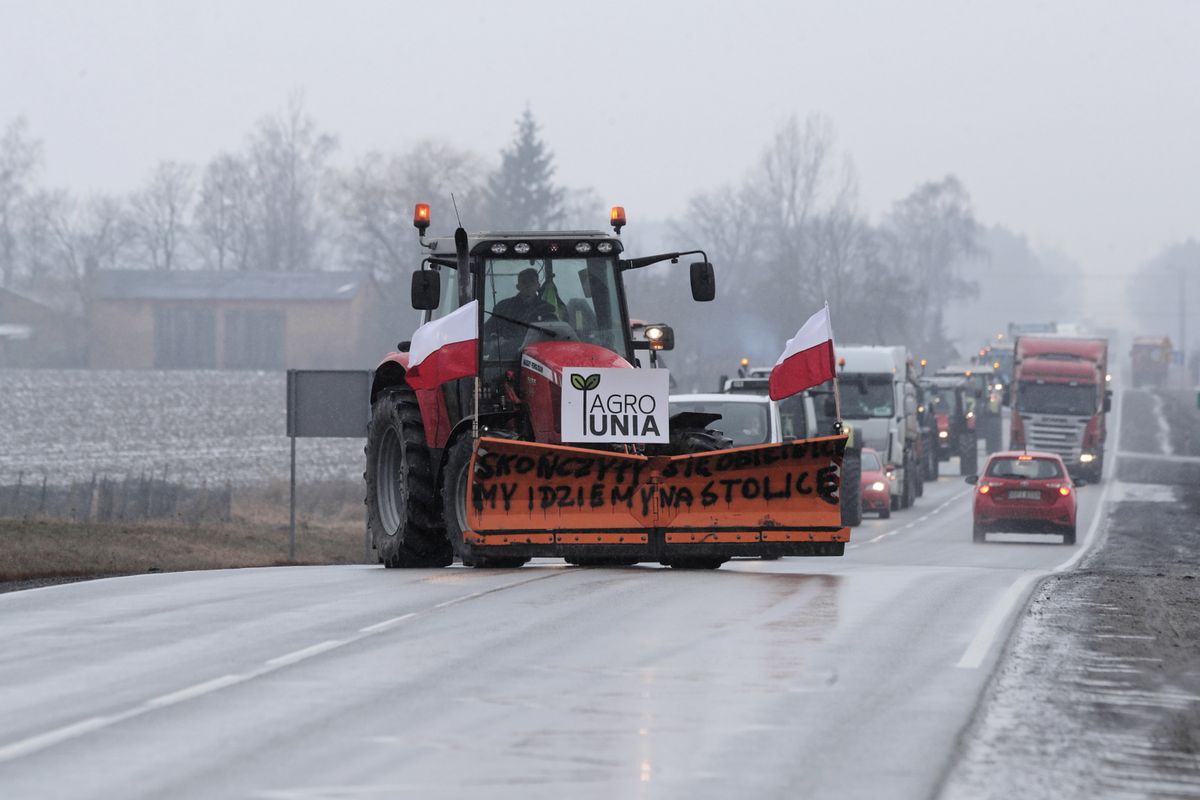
[570,374,587,391]
[584,374,601,391]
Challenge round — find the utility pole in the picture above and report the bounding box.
[1181,263,1189,387]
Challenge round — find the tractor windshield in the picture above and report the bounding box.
[926,387,959,415]
[481,256,627,365]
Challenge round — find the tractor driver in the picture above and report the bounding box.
[485,267,558,361]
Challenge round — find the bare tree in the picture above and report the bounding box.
[20,190,131,306]
[130,161,193,270]
[194,153,254,271]
[249,94,337,272]
[0,117,43,288]
[885,175,980,354]
[340,141,483,280]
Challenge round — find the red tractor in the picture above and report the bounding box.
[364,205,850,570]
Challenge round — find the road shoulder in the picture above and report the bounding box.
[939,478,1200,798]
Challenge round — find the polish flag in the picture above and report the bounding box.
[405,300,478,390]
[768,304,837,401]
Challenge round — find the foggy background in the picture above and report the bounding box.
[1,0,1197,387]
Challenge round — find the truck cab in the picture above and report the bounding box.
[837,346,920,510]
[1010,335,1110,481]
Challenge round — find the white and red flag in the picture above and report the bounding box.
[768,303,837,401]
[405,300,478,390]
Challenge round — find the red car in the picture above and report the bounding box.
[860,447,892,519]
[967,451,1080,544]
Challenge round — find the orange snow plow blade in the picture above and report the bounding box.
[465,435,850,559]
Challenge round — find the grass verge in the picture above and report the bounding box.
[0,481,370,583]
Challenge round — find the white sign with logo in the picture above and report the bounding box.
[561,367,670,444]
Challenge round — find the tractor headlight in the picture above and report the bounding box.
[870,481,886,491]
[939,431,949,439]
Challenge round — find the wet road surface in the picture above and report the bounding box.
[0,442,1116,799]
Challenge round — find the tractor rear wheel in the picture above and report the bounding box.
[840,449,863,527]
[443,436,529,569]
[959,434,978,477]
[900,460,915,509]
[365,388,453,568]
[664,557,725,570]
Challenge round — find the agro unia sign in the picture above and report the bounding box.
[561,368,670,444]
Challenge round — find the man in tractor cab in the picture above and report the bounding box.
[484,267,558,361]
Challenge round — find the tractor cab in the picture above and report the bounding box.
[408,207,711,445]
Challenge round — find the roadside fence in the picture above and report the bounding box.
[0,470,233,524]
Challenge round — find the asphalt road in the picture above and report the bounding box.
[0,428,1116,799]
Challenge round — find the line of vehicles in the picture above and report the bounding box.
[677,323,1112,539]
[364,204,1114,566]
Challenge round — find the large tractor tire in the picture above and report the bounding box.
[365,388,454,568]
[959,434,979,478]
[664,558,725,570]
[924,442,939,481]
[840,449,863,528]
[984,415,1003,455]
[443,436,529,569]
[899,456,915,509]
[914,457,925,498]
[666,426,732,569]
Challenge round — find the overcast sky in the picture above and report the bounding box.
[2,0,1197,303]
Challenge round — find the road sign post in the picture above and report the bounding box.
[285,370,373,562]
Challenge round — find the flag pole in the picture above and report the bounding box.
[473,297,482,441]
[825,301,843,434]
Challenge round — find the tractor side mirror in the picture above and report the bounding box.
[690,262,716,302]
[964,474,978,484]
[411,270,441,310]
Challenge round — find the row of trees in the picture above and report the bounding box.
[0,101,587,307]
[632,114,982,379]
[4,100,1079,385]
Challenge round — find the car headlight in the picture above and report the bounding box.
[870,481,886,491]
[938,431,949,439]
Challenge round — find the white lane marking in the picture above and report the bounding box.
[1151,393,1175,456]
[359,612,416,633]
[954,390,1125,669]
[434,588,494,609]
[955,572,1043,670]
[1117,450,1200,464]
[145,674,245,708]
[0,716,113,762]
[265,640,344,668]
[865,489,970,544]
[0,571,561,764]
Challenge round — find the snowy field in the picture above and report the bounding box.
[0,370,364,487]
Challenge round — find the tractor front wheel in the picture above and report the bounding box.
[365,388,453,568]
[443,436,529,569]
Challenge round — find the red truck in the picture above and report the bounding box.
[1009,336,1111,481]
